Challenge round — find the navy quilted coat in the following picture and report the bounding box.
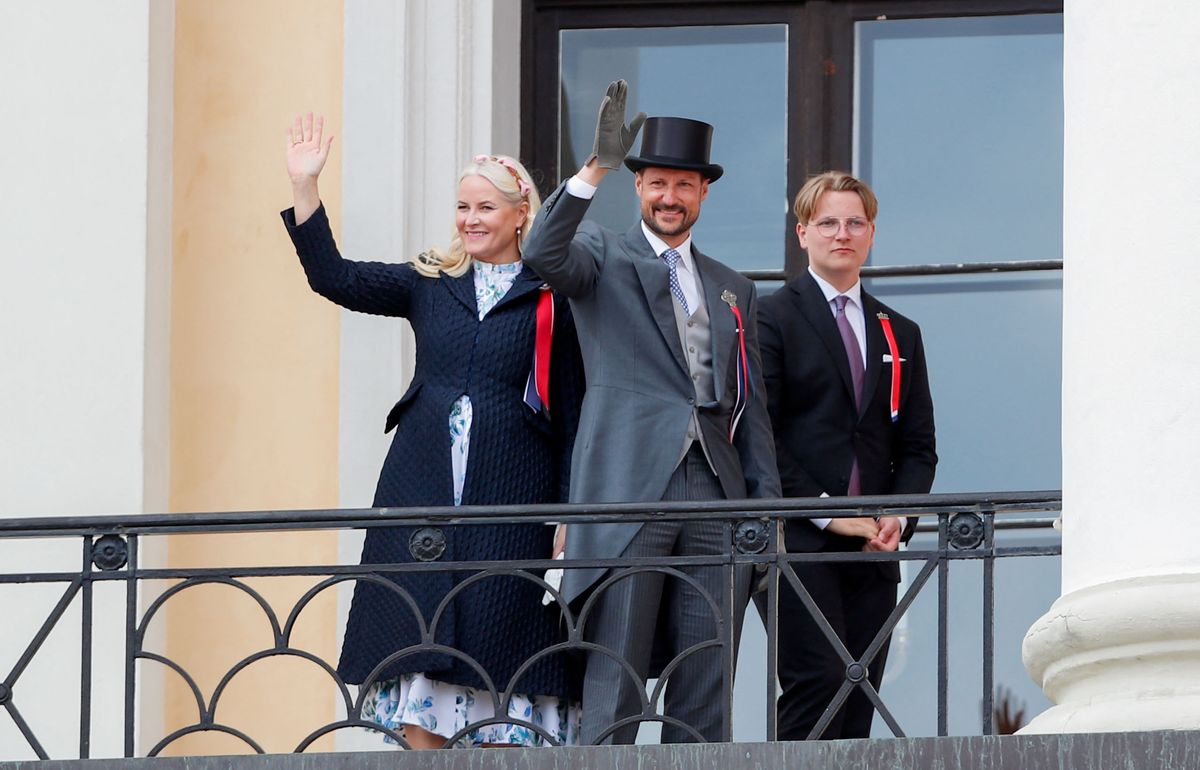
[283,205,584,700]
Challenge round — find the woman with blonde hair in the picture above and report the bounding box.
[281,113,583,749]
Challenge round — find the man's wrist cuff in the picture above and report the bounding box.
[566,174,598,200]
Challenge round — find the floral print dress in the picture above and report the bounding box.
[360,259,581,748]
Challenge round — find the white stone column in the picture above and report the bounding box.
[1022,0,1200,733]
[0,0,172,758]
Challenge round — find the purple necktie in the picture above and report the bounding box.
[835,295,863,496]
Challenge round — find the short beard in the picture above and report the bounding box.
[642,206,697,238]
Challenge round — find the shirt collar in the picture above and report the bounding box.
[474,258,523,275]
[641,221,695,274]
[808,266,862,310]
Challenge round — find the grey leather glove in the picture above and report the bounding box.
[588,79,647,169]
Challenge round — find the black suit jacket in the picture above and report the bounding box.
[757,272,937,569]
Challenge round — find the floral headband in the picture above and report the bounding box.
[474,154,532,198]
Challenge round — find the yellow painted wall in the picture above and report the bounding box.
[166,0,343,755]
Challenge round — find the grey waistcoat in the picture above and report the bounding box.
[671,283,719,474]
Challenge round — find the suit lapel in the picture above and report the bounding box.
[442,265,478,316]
[791,273,858,408]
[694,249,734,398]
[860,289,886,419]
[489,264,546,313]
[626,225,689,374]
[444,261,546,319]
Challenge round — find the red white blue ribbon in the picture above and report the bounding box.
[725,292,752,441]
[524,286,555,416]
[877,312,901,422]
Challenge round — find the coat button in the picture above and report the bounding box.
[687,397,695,405]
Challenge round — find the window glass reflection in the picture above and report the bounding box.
[855,14,1064,266]
[560,26,788,270]
[853,13,1064,497]
[854,17,1064,737]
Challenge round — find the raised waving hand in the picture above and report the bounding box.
[286,112,334,224]
[578,79,646,186]
[589,79,646,169]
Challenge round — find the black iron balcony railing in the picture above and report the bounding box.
[0,491,1060,760]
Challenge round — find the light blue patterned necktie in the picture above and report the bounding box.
[661,247,690,315]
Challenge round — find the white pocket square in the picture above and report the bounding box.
[882,354,908,363]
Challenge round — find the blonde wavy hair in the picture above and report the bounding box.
[412,154,542,278]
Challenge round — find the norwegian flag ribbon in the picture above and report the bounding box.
[725,292,752,441]
[877,312,901,423]
[523,286,555,416]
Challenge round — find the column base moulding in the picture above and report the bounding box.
[1022,570,1200,734]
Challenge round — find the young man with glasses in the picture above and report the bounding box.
[756,171,937,740]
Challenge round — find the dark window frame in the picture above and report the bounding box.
[521,0,1063,278]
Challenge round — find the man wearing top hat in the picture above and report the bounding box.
[523,81,780,744]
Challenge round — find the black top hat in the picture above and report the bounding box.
[624,117,724,182]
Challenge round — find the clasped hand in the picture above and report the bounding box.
[826,515,903,552]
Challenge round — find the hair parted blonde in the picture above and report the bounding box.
[412,154,542,278]
[792,170,879,224]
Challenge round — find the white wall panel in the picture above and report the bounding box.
[0,0,172,759]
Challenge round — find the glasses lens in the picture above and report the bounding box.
[815,219,840,237]
[814,218,868,237]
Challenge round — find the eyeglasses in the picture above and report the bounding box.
[810,217,870,237]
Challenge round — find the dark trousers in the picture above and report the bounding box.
[580,447,751,745]
[759,558,897,740]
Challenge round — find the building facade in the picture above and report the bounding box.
[1,0,1196,760]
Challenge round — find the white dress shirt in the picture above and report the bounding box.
[806,267,867,531]
[640,223,699,315]
[807,266,866,369]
